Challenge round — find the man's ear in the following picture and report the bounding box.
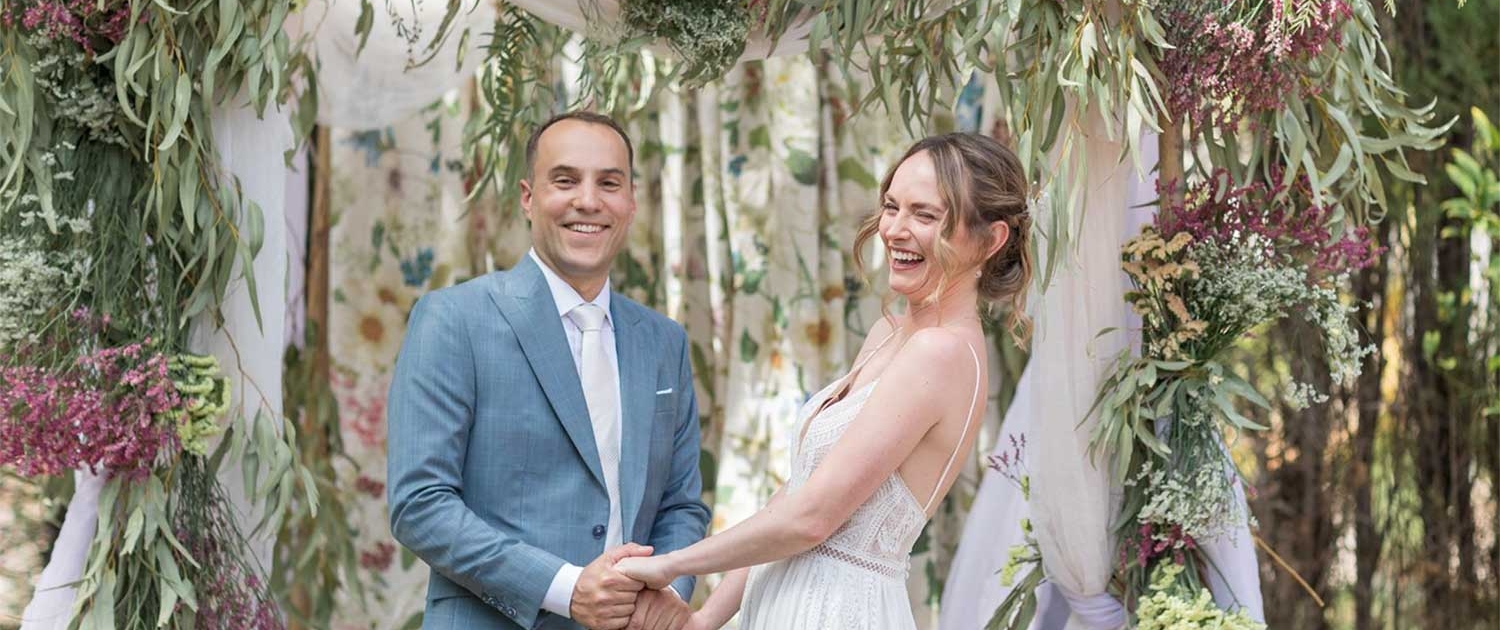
[986,221,1011,259]
[519,178,534,220]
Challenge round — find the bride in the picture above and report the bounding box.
[617,132,1033,629]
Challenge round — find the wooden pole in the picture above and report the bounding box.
[308,125,332,395]
[287,124,332,630]
[1158,114,1184,229]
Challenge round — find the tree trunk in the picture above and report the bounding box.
[1351,219,1390,630]
[1257,319,1336,629]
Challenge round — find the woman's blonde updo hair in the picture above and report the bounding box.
[852,132,1034,340]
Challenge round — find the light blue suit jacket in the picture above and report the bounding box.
[387,255,711,629]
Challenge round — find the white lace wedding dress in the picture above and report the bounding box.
[739,333,980,629]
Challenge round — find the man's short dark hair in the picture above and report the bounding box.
[523,111,635,180]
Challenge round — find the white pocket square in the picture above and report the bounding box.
[655,388,674,395]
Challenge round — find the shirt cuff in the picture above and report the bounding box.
[664,585,683,601]
[542,563,584,619]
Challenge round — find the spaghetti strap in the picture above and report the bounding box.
[795,327,904,448]
[849,327,901,374]
[922,341,983,514]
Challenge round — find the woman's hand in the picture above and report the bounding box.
[613,554,677,590]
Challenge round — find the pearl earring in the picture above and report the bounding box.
[974,269,982,279]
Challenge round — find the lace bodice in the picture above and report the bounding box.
[784,377,931,578]
[738,334,981,629]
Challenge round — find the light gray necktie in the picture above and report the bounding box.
[567,303,622,549]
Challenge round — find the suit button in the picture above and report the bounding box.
[592,524,606,539]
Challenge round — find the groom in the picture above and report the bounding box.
[388,111,711,630]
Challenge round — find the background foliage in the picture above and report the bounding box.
[1236,1,1499,628]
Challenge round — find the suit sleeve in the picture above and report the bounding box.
[387,292,563,628]
[647,329,713,598]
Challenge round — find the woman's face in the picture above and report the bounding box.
[880,151,980,302]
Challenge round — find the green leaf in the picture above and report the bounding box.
[1079,21,1097,68]
[158,581,179,627]
[1219,371,1271,410]
[122,507,145,555]
[299,465,320,517]
[836,157,879,188]
[157,77,192,151]
[739,329,760,362]
[785,147,819,186]
[1211,389,1268,431]
[748,126,770,150]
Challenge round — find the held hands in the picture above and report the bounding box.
[626,587,691,630]
[613,554,678,591]
[572,544,697,630]
[571,544,653,630]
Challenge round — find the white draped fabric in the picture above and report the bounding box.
[1201,465,1266,620]
[1020,116,1148,630]
[18,471,105,630]
[310,0,814,133]
[943,111,1151,629]
[309,0,495,129]
[20,104,297,628]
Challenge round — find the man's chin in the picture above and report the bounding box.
[554,256,615,280]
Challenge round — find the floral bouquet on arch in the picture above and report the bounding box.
[1088,169,1379,627]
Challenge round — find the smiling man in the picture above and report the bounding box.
[388,111,710,630]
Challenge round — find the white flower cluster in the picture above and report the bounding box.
[1282,381,1328,410]
[1190,233,1371,403]
[29,35,125,145]
[1135,459,1242,542]
[1306,289,1374,387]
[1187,234,1308,335]
[18,196,92,235]
[0,236,88,351]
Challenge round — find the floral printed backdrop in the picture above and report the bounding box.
[319,57,1008,629]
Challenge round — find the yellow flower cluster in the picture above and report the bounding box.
[1137,563,1265,630]
[1121,229,1208,361]
[169,353,232,457]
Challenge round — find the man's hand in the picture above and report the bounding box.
[626,588,691,630]
[571,543,653,629]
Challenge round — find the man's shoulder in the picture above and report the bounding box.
[426,271,502,304]
[612,293,686,341]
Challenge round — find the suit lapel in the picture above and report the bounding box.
[487,256,606,490]
[613,298,654,542]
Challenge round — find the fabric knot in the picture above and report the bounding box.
[1054,584,1126,629]
[568,303,607,332]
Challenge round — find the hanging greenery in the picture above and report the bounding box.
[0,0,319,627]
[619,0,751,87]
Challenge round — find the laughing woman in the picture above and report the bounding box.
[617,133,1034,630]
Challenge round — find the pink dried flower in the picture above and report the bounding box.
[360,541,396,571]
[1159,0,1351,132]
[1,342,182,480]
[354,475,385,498]
[5,1,133,55]
[182,523,283,629]
[1155,169,1383,282]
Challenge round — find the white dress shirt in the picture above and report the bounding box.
[531,251,680,618]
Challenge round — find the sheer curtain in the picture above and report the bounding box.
[942,110,1155,629]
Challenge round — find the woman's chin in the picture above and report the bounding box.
[887,278,933,304]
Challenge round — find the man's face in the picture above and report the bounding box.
[520,119,636,299]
